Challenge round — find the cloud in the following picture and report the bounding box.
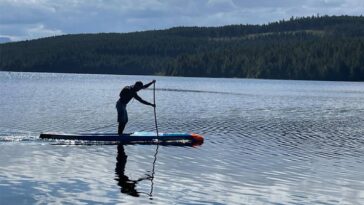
[0,0,363,41]
[26,24,63,39]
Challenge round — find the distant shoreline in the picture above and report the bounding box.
[2,70,363,83]
[1,15,364,82]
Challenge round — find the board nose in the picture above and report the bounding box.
[191,133,204,143]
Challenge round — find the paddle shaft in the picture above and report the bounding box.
[150,83,159,198]
[153,82,159,136]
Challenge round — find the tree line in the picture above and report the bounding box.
[1,15,364,81]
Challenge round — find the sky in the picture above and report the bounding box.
[0,0,363,42]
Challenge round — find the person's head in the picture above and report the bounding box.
[133,81,143,91]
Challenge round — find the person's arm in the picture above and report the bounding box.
[134,94,155,107]
[142,80,156,89]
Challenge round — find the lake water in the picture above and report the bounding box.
[1,72,364,204]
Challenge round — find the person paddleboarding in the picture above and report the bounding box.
[116,80,156,134]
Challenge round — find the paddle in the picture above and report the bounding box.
[153,81,159,136]
[149,80,159,198]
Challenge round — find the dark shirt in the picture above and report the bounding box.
[119,85,140,105]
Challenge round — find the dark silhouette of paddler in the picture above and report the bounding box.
[116,80,156,134]
[115,144,151,197]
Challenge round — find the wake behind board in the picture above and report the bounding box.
[39,131,204,145]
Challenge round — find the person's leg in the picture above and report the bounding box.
[118,123,126,135]
[118,104,128,135]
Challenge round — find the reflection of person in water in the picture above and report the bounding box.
[115,144,151,197]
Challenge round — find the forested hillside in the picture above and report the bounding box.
[1,15,364,81]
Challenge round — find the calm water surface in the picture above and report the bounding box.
[1,72,364,204]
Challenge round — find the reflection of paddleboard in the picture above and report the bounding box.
[39,132,204,144]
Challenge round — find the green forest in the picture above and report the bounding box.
[1,15,364,81]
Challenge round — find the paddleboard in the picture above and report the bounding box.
[39,131,204,145]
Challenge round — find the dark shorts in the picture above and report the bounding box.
[116,101,128,124]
